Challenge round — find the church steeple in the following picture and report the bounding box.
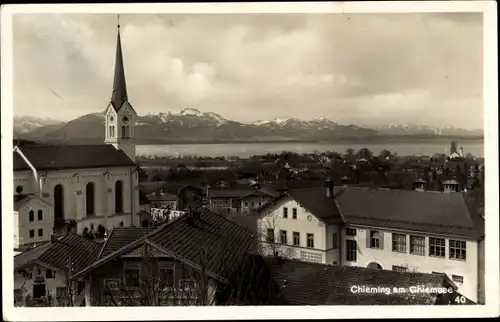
[111,15,128,111]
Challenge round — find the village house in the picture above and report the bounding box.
[68,207,254,306]
[12,19,146,246]
[253,180,485,303]
[14,233,102,306]
[208,187,277,214]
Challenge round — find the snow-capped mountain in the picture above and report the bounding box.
[13,116,64,134]
[16,110,481,144]
[373,123,483,136]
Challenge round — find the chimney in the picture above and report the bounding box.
[325,178,334,198]
[50,235,58,243]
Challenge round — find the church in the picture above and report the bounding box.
[13,21,149,249]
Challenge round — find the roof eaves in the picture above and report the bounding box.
[97,227,115,260]
[70,235,148,281]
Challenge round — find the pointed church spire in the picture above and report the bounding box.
[111,15,128,111]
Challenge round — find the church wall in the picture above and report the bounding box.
[14,166,139,234]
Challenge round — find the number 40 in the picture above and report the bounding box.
[454,296,467,304]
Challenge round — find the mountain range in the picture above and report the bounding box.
[14,109,483,144]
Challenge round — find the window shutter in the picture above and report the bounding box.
[366,230,371,249]
[379,232,384,250]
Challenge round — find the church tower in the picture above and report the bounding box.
[104,17,137,162]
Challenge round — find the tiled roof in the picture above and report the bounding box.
[148,207,255,280]
[260,257,471,305]
[334,187,483,238]
[160,183,204,195]
[14,234,101,273]
[255,187,483,239]
[287,189,343,224]
[98,227,156,259]
[14,145,136,171]
[71,207,254,282]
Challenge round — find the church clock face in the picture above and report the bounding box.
[122,115,129,123]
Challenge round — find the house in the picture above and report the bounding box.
[68,207,254,306]
[147,191,178,210]
[218,255,476,305]
[157,183,205,211]
[253,180,484,302]
[14,233,102,306]
[12,21,141,244]
[208,188,277,214]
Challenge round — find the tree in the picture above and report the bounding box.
[379,149,392,159]
[345,148,355,158]
[356,148,373,159]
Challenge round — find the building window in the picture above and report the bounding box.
[124,268,140,287]
[370,231,381,249]
[332,233,338,249]
[54,184,64,221]
[346,239,357,261]
[266,228,274,243]
[392,233,407,253]
[29,210,34,222]
[244,201,248,207]
[300,251,322,263]
[38,229,43,237]
[429,237,446,258]
[159,267,175,288]
[392,265,408,272]
[452,275,464,284]
[410,235,425,256]
[346,228,356,236]
[179,280,195,291]
[37,210,43,221]
[46,269,54,279]
[86,182,95,215]
[29,229,34,238]
[449,240,467,260]
[280,230,287,244]
[293,232,300,246]
[115,180,123,213]
[292,208,297,219]
[307,233,314,248]
[283,207,288,218]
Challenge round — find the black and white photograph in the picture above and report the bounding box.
[1,1,498,320]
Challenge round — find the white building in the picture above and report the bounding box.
[12,21,147,247]
[254,181,485,303]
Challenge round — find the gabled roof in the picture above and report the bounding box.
[253,188,344,225]
[14,234,102,273]
[14,194,52,211]
[71,207,254,283]
[98,227,157,260]
[14,145,136,171]
[443,179,460,185]
[334,187,483,239]
[208,188,276,199]
[255,187,484,239]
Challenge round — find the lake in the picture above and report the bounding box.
[137,141,484,158]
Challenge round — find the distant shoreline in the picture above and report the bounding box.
[20,135,484,146]
[136,136,484,146]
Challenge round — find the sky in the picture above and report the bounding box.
[13,12,483,129]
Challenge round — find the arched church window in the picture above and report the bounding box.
[38,210,43,221]
[86,182,95,215]
[121,126,125,138]
[115,180,123,213]
[29,210,34,222]
[54,184,64,221]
